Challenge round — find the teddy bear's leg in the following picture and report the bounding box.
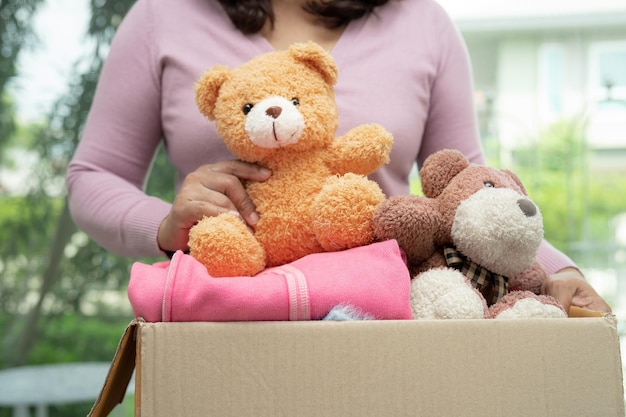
[312,173,385,251]
[411,268,489,319]
[489,291,567,319]
[188,213,266,277]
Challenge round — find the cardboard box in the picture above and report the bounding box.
[90,311,624,417]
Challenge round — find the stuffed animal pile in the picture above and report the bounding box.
[374,149,566,319]
[190,41,393,277]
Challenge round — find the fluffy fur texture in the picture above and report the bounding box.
[489,292,566,319]
[322,304,375,321]
[374,149,566,319]
[190,42,393,277]
[410,268,489,319]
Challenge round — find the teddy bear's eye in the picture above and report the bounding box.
[291,98,300,106]
[242,103,254,115]
[484,181,495,188]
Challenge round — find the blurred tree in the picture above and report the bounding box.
[0,93,16,165]
[0,0,42,160]
[0,0,177,369]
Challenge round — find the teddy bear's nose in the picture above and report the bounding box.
[266,106,282,119]
[517,198,537,217]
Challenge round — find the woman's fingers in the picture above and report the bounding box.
[157,160,271,253]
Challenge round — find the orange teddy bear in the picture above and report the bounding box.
[190,42,393,277]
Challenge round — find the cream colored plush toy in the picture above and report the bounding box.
[373,149,566,319]
[190,42,393,277]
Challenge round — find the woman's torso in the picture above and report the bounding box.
[148,0,473,196]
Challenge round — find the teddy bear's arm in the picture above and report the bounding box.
[327,124,393,175]
[373,195,440,266]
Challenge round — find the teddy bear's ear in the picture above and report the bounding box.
[420,149,469,198]
[287,41,338,85]
[502,169,528,196]
[195,65,232,120]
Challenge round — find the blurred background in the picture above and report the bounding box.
[0,0,625,416]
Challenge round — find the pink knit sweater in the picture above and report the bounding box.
[66,0,574,274]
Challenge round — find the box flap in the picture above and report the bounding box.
[87,319,139,417]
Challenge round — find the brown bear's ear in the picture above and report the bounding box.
[502,169,528,196]
[288,41,338,85]
[420,149,469,198]
[195,65,232,120]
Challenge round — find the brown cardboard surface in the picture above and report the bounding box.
[90,317,624,417]
[87,322,136,417]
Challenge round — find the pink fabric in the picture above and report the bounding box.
[128,240,412,322]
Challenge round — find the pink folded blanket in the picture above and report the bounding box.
[128,240,411,322]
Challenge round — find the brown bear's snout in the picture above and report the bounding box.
[517,198,537,217]
[266,106,282,119]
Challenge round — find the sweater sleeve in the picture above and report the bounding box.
[66,0,170,258]
[417,8,484,169]
[536,240,578,276]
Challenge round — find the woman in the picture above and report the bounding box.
[66,0,610,312]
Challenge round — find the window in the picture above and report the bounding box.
[538,43,565,120]
[588,41,626,149]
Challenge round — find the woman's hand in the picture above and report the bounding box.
[157,160,271,254]
[541,267,612,314]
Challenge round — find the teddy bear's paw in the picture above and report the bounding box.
[490,291,567,319]
[188,214,266,277]
[312,174,385,251]
[338,123,393,174]
[411,268,489,319]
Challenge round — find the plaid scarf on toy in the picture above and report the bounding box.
[443,245,509,306]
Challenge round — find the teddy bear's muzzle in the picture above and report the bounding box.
[245,96,305,149]
[451,188,544,277]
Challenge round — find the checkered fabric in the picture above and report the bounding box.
[443,245,509,306]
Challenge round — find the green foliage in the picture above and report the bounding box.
[0,0,43,152]
[0,313,131,417]
[0,0,145,372]
[408,116,626,271]
[0,311,131,369]
[0,93,16,159]
[0,1,169,415]
[146,143,176,202]
[1,117,42,169]
[0,195,62,311]
[409,172,423,196]
[510,119,626,268]
[25,313,130,365]
[88,0,136,49]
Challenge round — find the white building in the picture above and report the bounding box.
[439,0,626,172]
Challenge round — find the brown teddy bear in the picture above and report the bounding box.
[190,42,393,277]
[373,149,566,319]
